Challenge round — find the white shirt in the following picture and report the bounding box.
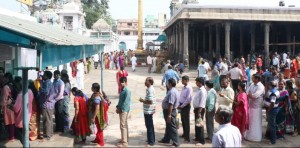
[272,57,279,66]
[131,56,137,65]
[283,53,287,64]
[246,82,265,109]
[198,64,208,78]
[218,86,235,108]
[193,86,207,108]
[147,56,152,64]
[228,67,243,80]
[220,62,228,75]
[286,58,291,69]
[92,54,99,62]
[77,62,84,77]
[212,123,242,148]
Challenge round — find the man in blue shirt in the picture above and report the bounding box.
[159,78,180,147]
[162,65,180,92]
[53,70,65,133]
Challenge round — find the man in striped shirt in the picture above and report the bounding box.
[140,77,156,146]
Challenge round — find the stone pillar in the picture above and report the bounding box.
[225,22,231,60]
[250,24,255,52]
[209,26,213,59]
[286,26,291,54]
[239,26,244,56]
[178,23,182,61]
[137,0,143,50]
[183,21,189,69]
[216,24,220,59]
[264,23,271,68]
[175,25,179,61]
[202,29,206,59]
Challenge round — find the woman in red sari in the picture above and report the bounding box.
[231,82,249,139]
[116,66,128,94]
[89,83,108,147]
[71,87,90,143]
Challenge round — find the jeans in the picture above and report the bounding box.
[162,109,180,147]
[63,97,70,131]
[144,114,155,145]
[180,104,190,141]
[267,108,279,144]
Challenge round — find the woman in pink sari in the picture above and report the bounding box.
[231,82,249,139]
[119,53,125,69]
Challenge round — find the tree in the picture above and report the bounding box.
[82,0,113,29]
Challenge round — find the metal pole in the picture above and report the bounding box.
[22,69,29,147]
[101,52,104,92]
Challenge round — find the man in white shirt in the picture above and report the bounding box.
[219,58,228,85]
[227,63,243,92]
[212,105,241,147]
[76,60,85,90]
[92,54,99,69]
[282,52,287,65]
[245,74,265,142]
[193,77,207,145]
[147,54,152,73]
[272,54,279,69]
[130,54,137,72]
[197,61,208,82]
[218,78,234,108]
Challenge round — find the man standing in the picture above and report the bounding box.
[162,65,180,92]
[218,78,235,108]
[193,77,207,145]
[53,70,65,133]
[219,58,228,85]
[130,54,137,72]
[40,71,55,141]
[147,54,152,73]
[139,77,156,146]
[245,74,265,142]
[212,105,241,147]
[159,78,180,147]
[197,61,209,82]
[116,77,131,147]
[93,54,100,69]
[205,80,217,142]
[264,81,280,144]
[227,63,243,92]
[76,60,85,90]
[178,76,193,142]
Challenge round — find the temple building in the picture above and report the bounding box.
[164,0,300,68]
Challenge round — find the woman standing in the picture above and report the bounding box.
[61,73,71,132]
[1,72,15,142]
[231,82,249,139]
[105,54,110,69]
[71,87,90,143]
[119,53,125,69]
[286,80,299,136]
[28,80,40,141]
[88,83,108,147]
[275,81,289,138]
[116,66,128,94]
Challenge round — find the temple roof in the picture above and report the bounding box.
[92,19,110,31]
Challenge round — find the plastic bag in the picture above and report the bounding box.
[195,118,204,127]
[89,123,98,135]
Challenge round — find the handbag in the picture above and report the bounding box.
[285,99,295,134]
[89,123,98,135]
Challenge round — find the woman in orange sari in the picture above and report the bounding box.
[89,83,108,147]
[71,87,90,143]
[231,82,249,139]
[105,54,110,69]
[116,66,128,94]
[28,80,40,141]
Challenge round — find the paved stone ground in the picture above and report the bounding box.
[1,66,300,147]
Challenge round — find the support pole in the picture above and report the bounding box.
[22,69,29,147]
[183,21,189,70]
[264,23,271,68]
[225,22,231,60]
[216,24,221,59]
[100,52,104,92]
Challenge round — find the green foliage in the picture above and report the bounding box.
[81,0,113,28]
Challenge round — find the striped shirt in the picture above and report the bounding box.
[143,85,156,114]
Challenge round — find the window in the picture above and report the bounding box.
[124,32,130,35]
[128,23,132,26]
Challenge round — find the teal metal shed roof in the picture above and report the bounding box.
[0,14,101,46]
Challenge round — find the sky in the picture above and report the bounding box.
[1,0,300,20]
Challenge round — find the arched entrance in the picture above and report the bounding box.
[119,42,127,51]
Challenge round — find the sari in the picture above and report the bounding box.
[116,70,128,94]
[29,99,39,141]
[71,95,90,139]
[231,92,249,138]
[276,90,288,138]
